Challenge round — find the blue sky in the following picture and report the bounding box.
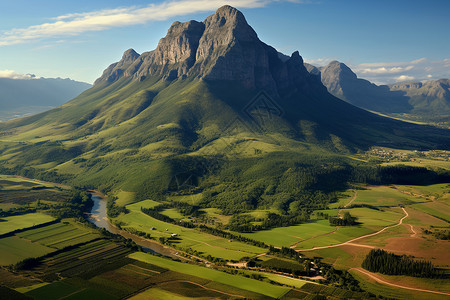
[0,0,449,84]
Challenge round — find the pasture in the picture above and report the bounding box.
[130,252,291,299]
[411,201,450,222]
[352,186,422,206]
[0,213,55,235]
[0,236,54,265]
[117,204,266,260]
[241,219,336,247]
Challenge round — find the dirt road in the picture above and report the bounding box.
[352,268,450,296]
[299,207,409,252]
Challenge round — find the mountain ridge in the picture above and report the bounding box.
[0,5,449,209]
[305,60,450,118]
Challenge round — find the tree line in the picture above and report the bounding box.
[362,249,441,278]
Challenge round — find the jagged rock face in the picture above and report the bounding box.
[95,5,320,97]
[389,79,450,113]
[95,49,140,84]
[304,63,320,76]
[390,79,450,100]
[317,61,412,113]
[129,20,205,81]
[320,61,357,99]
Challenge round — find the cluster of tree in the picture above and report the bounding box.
[48,188,93,219]
[328,212,357,226]
[140,206,197,228]
[0,164,73,183]
[106,196,128,218]
[267,246,362,290]
[362,249,441,278]
[0,207,36,217]
[198,225,269,248]
[423,229,450,240]
[141,206,174,223]
[227,211,310,233]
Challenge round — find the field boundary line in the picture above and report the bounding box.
[157,280,247,298]
[298,207,409,252]
[352,268,450,296]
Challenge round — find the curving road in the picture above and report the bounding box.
[298,207,409,252]
[352,268,450,296]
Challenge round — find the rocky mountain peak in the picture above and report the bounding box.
[322,61,356,79]
[94,5,322,97]
[122,49,140,62]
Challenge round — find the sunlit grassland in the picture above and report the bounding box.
[410,201,450,222]
[350,269,449,300]
[294,226,373,250]
[240,219,336,247]
[125,199,160,211]
[116,209,266,260]
[0,236,54,265]
[129,252,291,299]
[0,213,55,235]
[353,186,424,206]
[200,207,231,225]
[115,190,136,206]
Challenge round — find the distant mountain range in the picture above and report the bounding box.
[304,60,450,123]
[0,6,449,209]
[0,77,91,121]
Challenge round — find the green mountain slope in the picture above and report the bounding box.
[0,6,449,213]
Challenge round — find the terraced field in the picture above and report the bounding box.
[17,222,100,249]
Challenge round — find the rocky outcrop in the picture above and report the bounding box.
[94,5,321,98]
[389,79,450,113]
[317,61,411,113]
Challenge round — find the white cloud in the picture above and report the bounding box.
[304,57,336,66]
[306,57,450,84]
[0,0,296,46]
[357,65,414,75]
[350,58,450,84]
[395,75,415,82]
[0,70,38,79]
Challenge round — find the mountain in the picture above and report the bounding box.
[310,60,450,120]
[389,79,450,115]
[317,61,412,113]
[0,77,91,121]
[0,6,449,212]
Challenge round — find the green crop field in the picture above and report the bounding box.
[0,236,54,265]
[125,199,160,211]
[0,213,55,235]
[240,219,336,247]
[115,190,136,206]
[25,281,81,300]
[350,269,447,300]
[17,221,100,249]
[353,186,422,206]
[411,201,450,222]
[342,207,403,227]
[294,226,373,250]
[160,208,184,219]
[129,252,291,299]
[116,207,266,260]
[129,287,192,300]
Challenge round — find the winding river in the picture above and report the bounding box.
[87,193,178,258]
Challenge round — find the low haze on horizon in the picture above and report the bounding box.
[1,0,449,85]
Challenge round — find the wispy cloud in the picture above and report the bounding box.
[305,57,450,84]
[395,75,415,82]
[0,70,38,79]
[351,58,450,84]
[0,0,296,46]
